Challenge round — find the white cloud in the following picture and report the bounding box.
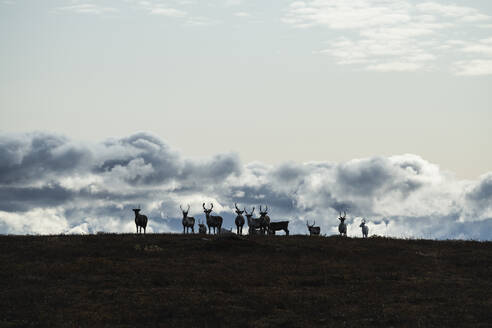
[416,2,490,22]
[284,0,492,74]
[135,1,217,26]
[283,0,412,30]
[150,7,187,18]
[225,0,242,6]
[366,61,424,72]
[461,37,492,56]
[454,59,492,76]
[234,12,250,17]
[0,208,69,234]
[55,4,117,15]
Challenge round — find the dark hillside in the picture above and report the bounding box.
[0,234,491,327]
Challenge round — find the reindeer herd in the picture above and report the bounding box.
[132,204,370,238]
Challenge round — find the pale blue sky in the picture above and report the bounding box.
[1,0,491,178]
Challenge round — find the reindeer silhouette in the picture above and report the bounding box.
[180,204,195,234]
[198,219,207,234]
[234,203,245,235]
[133,207,148,234]
[306,220,320,236]
[202,203,223,235]
[245,207,261,235]
[360,218,369,238]
[338,211,347,237]
[258,205,270,235]
[268,220,290,235]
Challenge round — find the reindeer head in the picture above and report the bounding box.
[234,203,244,215]
[338,211,347,223]
[306,220,316,228]
[132,205,141,215]
[360,218,366,227]
[259,205,268,217]
[180,204,190,218]
[306,220,320,235]
[203,203,214,216]
[244,207,255,220]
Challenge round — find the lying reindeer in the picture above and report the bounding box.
[198,219,207,235]
[245,207,261,235]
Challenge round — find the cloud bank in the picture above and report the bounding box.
[0,132,491,239]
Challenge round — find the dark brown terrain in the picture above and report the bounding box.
[0,234,491,327]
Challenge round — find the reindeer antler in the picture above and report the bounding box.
[343,211,346,218]
[210,203,213,210]
[202,203,207,210]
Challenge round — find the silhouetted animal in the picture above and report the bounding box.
[258,205,270,235]
[234,203,245,235]
[268,221,290,235]
[133,208,148,234]
[338,211,347,237]
[220,227,234,235]
[360,219,369,238]
[180,204,195,234]
[245,207,261,235]
[203,203,223,234]
[306,220,320,236]
[198,219,207,234]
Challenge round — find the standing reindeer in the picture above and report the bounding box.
[258,205,270,235]
[338,211,347,237]
[234,203,245,235]
[198,219,207,234]
[245,207,261,235]
[360,219,369,238]
[202,203,223,235]
[306,220,320,236]
[180,204,195,234]
[133,207,148,234]
[268,221,290,235]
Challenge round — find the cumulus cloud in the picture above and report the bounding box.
[0,132,491,240]
[284,0,492,74]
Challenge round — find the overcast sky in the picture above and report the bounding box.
[0,1,491,237]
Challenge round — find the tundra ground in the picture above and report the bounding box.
[0,234,491,327]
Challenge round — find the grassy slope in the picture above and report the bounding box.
[0,234,491,327]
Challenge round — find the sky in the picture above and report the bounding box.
[0,1,491,238]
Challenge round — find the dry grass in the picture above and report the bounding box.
[0,234,491,327]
